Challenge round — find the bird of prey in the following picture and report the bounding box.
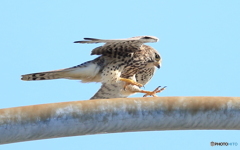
[21,36,164,99]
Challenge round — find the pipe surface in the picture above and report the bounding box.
[0,96,240,144]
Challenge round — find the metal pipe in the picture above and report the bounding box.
[0,96,240,144]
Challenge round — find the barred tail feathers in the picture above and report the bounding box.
[21,69,68,81]
[21,62,101,82]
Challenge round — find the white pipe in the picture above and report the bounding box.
[0,96,240,144]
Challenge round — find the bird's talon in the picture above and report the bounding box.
[119,77,143,87]
[142,86,166,97]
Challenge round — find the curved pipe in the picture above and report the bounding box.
[0,96,240,144]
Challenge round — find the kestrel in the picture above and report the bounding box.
[21,36,164,99]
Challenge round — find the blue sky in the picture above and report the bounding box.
[1,0,240,149]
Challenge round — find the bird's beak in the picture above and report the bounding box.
[154,62,161,69]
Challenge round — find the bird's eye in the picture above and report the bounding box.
[155,53,160,61]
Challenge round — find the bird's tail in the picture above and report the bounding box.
[21,60,102,82]
[21,69,70,81]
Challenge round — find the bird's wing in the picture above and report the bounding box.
[90,83,128,99]
[74,37,144,55]
[90,83,143,100]
[74,37,142,44]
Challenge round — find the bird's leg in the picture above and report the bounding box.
[119,77,143,89]
[141,86,167,97]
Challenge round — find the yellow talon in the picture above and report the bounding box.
[142,86,167,97]
[119,77,143,87]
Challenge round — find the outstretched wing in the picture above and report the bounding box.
[74,36,144,44]
[90,83,142,100]
[90,83,128,99]
[74,36,158,55]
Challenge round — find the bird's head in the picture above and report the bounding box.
[142,45,162,69]
[145,51,162,69]
[153,52,161,69]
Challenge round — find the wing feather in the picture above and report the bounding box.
[74,36,159,56]
[74,37,141,44]
[74,37,144,56]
